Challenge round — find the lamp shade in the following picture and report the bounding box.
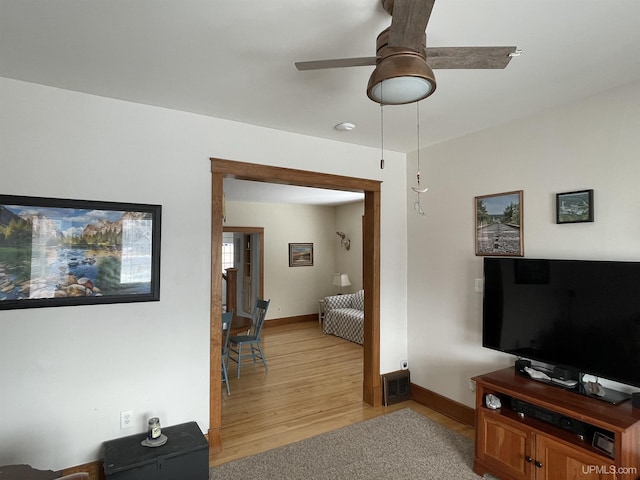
[367,52,436,105]
[332,273,352,288]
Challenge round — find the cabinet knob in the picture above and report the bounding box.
[535,461,543,468]
[525,456,533,463]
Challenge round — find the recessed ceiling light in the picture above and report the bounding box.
[334,122,356,132]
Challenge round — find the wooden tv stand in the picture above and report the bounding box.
[472,367,640,480]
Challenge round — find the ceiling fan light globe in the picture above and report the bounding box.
[370,76,433,105]
[366,53,436,105]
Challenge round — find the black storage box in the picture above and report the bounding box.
[103,421,208,480]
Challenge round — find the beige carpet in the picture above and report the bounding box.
[209,408,482,479]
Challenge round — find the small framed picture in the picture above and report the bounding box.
[475,190,523,256]
[288,243,314,267]
[556,189,594,224]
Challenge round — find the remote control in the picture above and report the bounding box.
[524,366,551,381]
[551,377,578,387]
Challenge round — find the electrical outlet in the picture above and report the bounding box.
[469,380,476,392]
[120,410,133,429]
[474,278,483,293]
[277,306,281,312]
[400,359,409,370]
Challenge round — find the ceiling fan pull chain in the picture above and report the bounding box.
[412,101,427,216]
[416,100,421,184]
[380,83,385,169]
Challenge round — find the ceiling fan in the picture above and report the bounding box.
[295,0,519,105]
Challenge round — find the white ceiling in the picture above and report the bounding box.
[2,1,640,203]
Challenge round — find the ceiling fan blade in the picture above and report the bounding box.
[388,0,435,51]
[295,57,378,71]
[427,46,518,69]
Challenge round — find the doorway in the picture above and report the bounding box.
[208,158,381,457]
[222,227,264,321]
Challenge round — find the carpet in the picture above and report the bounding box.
[209,408,482,479]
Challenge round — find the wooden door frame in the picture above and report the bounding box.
[209,158,382,457]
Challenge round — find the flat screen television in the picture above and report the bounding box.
[483,257,640,393]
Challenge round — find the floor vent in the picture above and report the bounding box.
[382,370,411,406]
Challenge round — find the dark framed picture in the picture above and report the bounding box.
[0,194,161,310]
[475,190,524,256]
[556,189,594,224]
[288,243,313,267]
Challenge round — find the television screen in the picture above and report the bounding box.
[483,257,640,388]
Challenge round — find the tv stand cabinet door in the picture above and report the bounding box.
[475,411,532,480]
[535,434,615,480]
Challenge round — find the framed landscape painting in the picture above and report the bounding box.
[475,190,523,256]
[289,243,313,267]
[0,194,161,310]
[556,189,594,224]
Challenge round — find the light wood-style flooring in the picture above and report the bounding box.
[211,320,474,466]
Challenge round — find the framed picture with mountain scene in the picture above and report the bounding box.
[0,194,161,310]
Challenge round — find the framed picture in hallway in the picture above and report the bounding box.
[0,194,161,310]
[475,190,523,256]
[289,243,313,267]
[556,189,594,224]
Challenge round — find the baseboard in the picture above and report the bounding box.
[264,314,316,327]
[410,383,475,428]
[60,460,104,480]
[231,313,315,333]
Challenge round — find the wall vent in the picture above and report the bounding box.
[382,370,411,406]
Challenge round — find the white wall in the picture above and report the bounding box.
[224,201,338,319]
[0,77,408,470]
[407,79,640,408]
[223,200,364,318]
[335,201,364,293]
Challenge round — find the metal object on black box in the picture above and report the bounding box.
[148,417,161,440]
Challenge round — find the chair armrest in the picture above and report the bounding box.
[324,294,353,312]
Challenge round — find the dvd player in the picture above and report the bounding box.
[510,397,589,437]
